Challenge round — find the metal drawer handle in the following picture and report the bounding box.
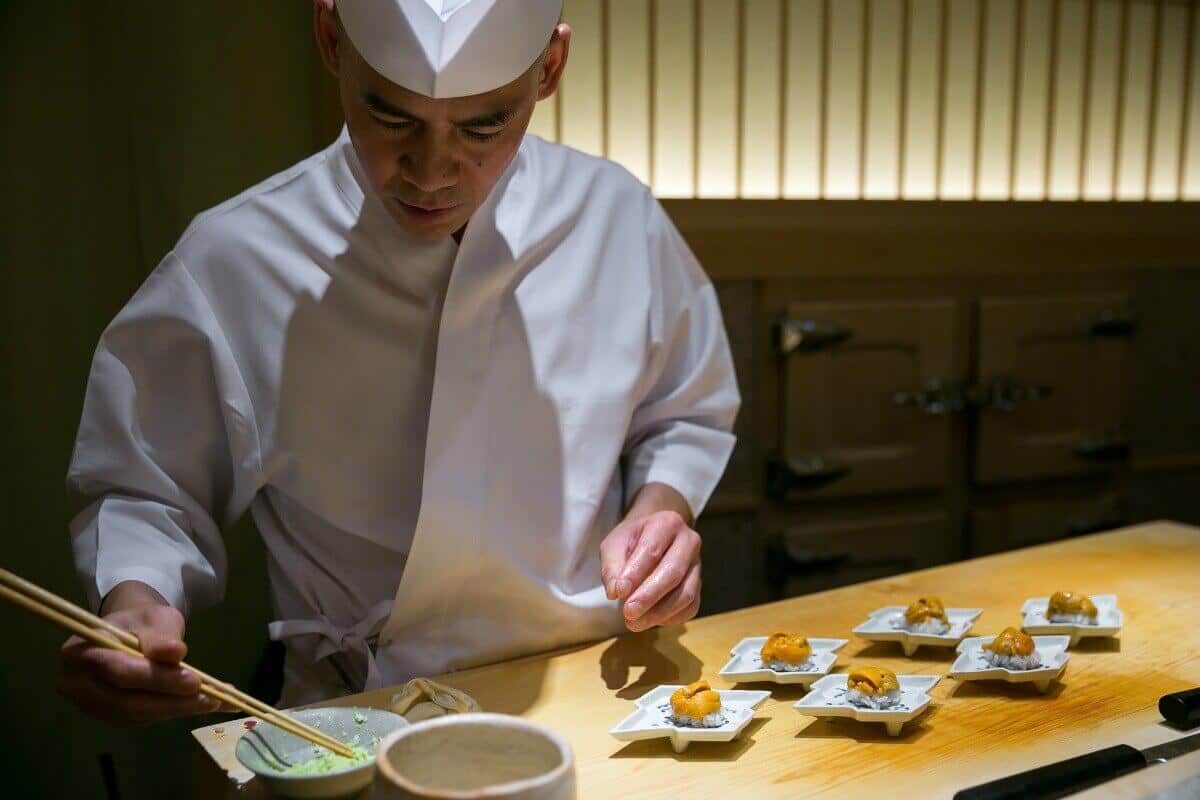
[1088,309,1138,338]
[1073,437,1131,462]
[766,454,851,499]
[774,317,853,356]
[893,380,967,416]
[973,376,1054,412]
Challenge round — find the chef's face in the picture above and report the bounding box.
[314,4,570,242]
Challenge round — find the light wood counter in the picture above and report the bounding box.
[194,521,1200,798]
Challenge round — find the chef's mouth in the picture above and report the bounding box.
[395,200,459,224]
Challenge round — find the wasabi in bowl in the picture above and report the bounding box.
[236,706,407,798]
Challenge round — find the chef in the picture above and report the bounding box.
[58,0,738,725]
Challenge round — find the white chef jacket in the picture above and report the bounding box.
[68,128,739,704]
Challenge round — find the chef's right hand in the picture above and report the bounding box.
[57,580,221,726]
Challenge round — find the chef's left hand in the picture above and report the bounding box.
[600,487,701,632]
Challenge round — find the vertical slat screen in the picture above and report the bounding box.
[1082,0,1124,199]
[864,0,904,198]
[653,0,697,196]
[1116,1,1157,199]
[939,0,981,198]
[1013,0,1054,198]
[1185,2,1200,198]
[824,0,867,197]
[783,0,825,197]
[1047,0,1089,199]
[606,0,651,185]
[546,0,1199,200]
[696,0,741,196]
[740,0,784,197]
[977,0,1020,198]
[902,0,946,198]
[559,0,604,156]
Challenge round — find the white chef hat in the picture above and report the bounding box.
[336,0,564,99]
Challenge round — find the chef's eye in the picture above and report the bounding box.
[463,127,503,142]
[373,115,415,132]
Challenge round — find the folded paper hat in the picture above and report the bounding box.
[337,0,563,98]
[391,677,481,722]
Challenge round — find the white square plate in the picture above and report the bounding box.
[852,606,983,655]
[1021,595,1123,645]
[794,674,940,737]
[949,635,1071,692]
[608,685,771,753]
[718,637,849,685]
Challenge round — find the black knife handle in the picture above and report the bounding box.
[1161,687,1200,729]
[954,745,1147,800]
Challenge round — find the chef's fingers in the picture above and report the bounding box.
[57,669,220,726]
[626,562,701,632]
[599,521,639,600]
[622,518,699,621]
[128,606,189,664]
[77,646,202,697]
[656,594,702,629]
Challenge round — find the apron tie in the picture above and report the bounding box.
[268,599,393,692]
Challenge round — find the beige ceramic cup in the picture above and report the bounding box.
[373,713,575,800]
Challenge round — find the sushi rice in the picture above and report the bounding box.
[764,657,815,672]
[1048,612,1098,625]
[893,615,951,635]
[845,686,902,710]
[670,710,727,728]
[982,648,1042,670]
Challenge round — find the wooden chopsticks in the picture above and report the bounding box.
[0,567,355,759]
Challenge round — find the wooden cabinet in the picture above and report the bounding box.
[772,299,960,500]
[970,486,1127,556]
[765,511,953,598]
[974,294,1134,484]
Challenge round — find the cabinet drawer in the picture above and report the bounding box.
[774,299,960,500]
[766,511,953,598]
[975,293,1133,483]
[697,513,766,616]
[969,489,1127,556]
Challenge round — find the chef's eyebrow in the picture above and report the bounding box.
[363,93,516,128]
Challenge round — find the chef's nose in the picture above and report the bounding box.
[402,129,459,194]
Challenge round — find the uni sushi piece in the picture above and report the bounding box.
[903,596,950,634]
[845,666,902,710]
[760,632,814,672]
[669,681,726,728]
[981,627,1042,670]
[1047,591,1099,624]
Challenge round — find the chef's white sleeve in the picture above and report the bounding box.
[67,253,261,615]
[622,197,741,519]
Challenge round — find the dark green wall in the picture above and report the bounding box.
[1,3,333,796]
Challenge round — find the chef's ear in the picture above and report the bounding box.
[536,23,571,102]
[313,0,342,76]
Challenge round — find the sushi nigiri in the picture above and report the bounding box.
[981,627,1042,670]
[1047,591,1098,624]
[760,632,814,672]
[902,596,950,634]
[669,681,725,728]
[845,666,901,709]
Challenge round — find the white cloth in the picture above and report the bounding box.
[68,129,739,704]
[337,0,562,98]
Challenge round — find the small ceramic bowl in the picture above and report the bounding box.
[235,706,407,799]
[374,712,575,800]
